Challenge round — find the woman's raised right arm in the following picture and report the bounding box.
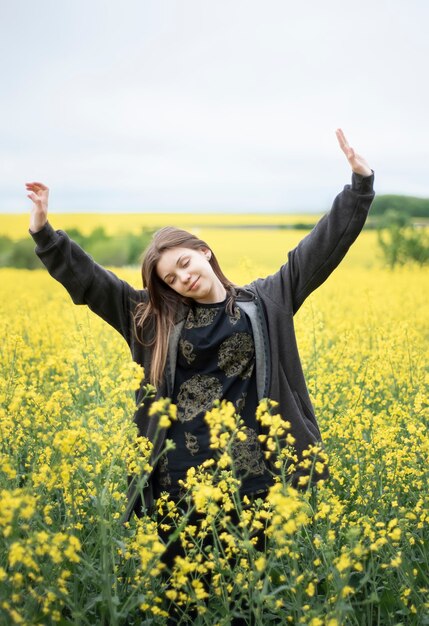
[26,182,145,346]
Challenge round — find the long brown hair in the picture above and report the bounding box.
[133,227,237,387]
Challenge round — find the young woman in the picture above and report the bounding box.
[27,129,375,527]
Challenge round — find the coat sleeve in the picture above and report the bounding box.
[252,171,375,314]
[30,221,145,346]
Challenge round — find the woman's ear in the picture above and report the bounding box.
[199,246,212,261]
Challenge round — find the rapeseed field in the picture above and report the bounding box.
[0,221,428,625]
[0,213,320,241]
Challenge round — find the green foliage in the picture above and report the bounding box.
[377,210,429,269]
[0,227,154,269]
[0,236,44,269]
[371,194,429,218]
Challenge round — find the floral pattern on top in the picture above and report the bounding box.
[185,306,220,329]
[176,374,222,422]
[218,332,255,379]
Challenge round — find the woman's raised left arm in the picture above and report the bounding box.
[251,129,375,314]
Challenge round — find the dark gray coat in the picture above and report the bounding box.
[30,171,375,521]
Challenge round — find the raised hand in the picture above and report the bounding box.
[336,129,372,177]
[26,182,49,233]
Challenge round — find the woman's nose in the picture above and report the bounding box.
[179,270,191,283]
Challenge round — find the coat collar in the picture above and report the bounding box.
[173,287,256,324]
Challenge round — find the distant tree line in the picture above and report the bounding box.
[371,194,429,219]
[0,227,155,270]
[1,194,428,269]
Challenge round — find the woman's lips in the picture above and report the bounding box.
[189,277,200,291]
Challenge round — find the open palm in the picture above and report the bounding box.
[336,129,372,177]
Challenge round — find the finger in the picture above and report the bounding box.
[336,128,347,143]
[335,128,349,151]
[27,192,44,204]
[25,182,48,190]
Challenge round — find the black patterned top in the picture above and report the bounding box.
[153,299,273,500]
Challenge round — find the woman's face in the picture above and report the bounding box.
[156,246,226,304]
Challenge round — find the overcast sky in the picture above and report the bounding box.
[1,0,428,213]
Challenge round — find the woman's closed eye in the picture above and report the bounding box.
[167,259,190,285]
